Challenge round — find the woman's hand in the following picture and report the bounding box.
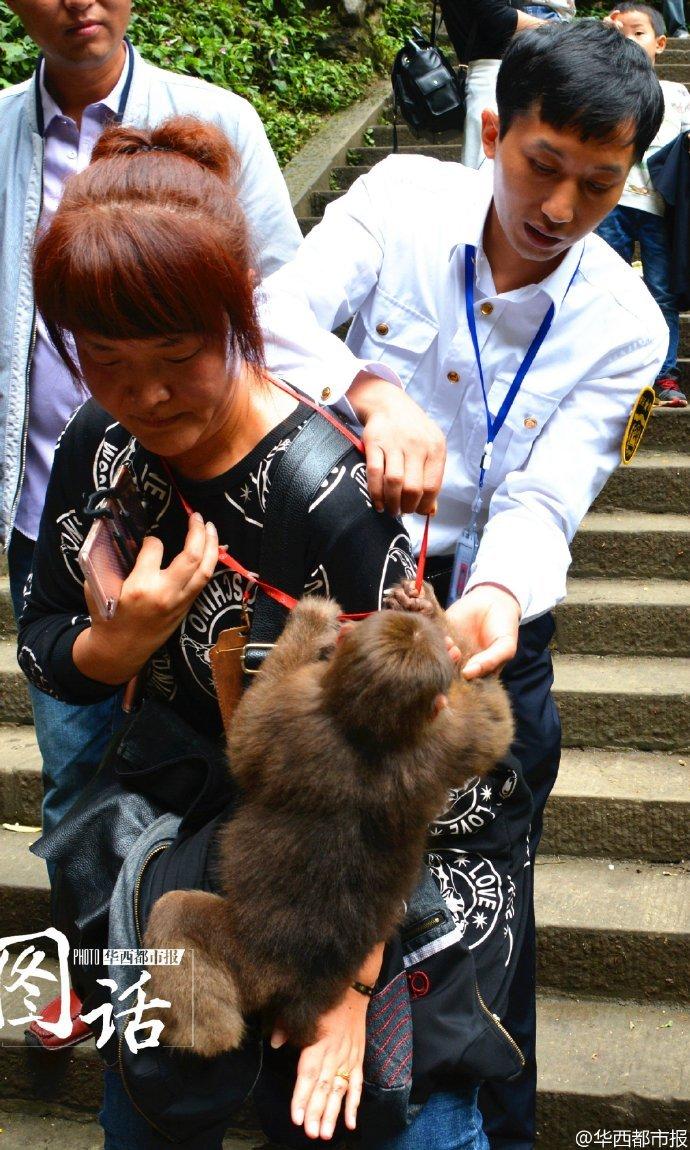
[272,943,384,1140]
[272,986,368,1141]
[73,512,218,685]
[446,583,522,679]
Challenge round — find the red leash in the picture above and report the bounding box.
[164,377,430,619]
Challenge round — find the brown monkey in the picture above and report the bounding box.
[144,588,513,1056]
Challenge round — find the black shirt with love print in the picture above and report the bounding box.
[17,399,415,736]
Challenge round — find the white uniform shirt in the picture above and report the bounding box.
[260,156,667,622]
[619,80,690,216]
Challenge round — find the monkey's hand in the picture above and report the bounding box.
[259,596,343,680]
[384,578,440,618]
[289,596,343,659]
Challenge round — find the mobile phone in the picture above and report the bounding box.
[78,463,148,620]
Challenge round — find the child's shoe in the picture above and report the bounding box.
[654,376,688,408]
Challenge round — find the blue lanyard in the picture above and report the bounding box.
[34,38,135,136]
[464,243,557,498]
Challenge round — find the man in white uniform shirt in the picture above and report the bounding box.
[260,21,668,1149]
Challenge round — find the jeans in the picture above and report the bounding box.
[596,205,680,379]
[663,0,688,34]
[375,1091,489,1150]
[100,1069,488,1150]
[8,528,123,839]
[522,5,566,17]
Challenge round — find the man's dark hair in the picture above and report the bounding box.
[613,2,666,38]
[496,20,664,163]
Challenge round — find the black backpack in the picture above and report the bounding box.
[391,3,466,141]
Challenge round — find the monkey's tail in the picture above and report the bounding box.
[144,890,246,1058]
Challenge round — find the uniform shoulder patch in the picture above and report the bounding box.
[621,385,655,465]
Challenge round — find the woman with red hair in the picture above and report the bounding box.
[20,115,418,1149]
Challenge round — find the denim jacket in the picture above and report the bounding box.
[0,46,301,548]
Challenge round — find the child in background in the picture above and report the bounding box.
[598,2,690,406]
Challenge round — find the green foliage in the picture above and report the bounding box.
[0,9,36,82]
[369,0,430,70]
[0,0,386,163]
[576,2,611,13]
[0,0,433,163]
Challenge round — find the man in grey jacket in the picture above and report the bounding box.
[1,0,301,979]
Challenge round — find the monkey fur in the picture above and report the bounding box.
[144,581,513,1056]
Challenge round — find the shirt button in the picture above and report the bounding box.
[524,416,538,429]
[375,322,389,336]
[480,302,494,316]
[447,370,460,383]
[321,386,332,401]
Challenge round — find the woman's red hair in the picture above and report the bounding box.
[33,116,264,374]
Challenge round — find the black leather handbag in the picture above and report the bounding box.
[391,2,466,143]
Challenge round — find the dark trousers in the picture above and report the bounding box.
[426,562,562,1150]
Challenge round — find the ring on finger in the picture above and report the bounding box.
[334,1067,351,1083]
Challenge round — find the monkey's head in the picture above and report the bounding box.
[320,611,454,753]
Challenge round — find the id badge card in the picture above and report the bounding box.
[446,527,480,607]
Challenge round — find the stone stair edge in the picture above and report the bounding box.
[2,734,689,859]
[2,824,687,929]
[2,639,689,687]
[4,631,690,675]
[0,995,686,1144]
[282,77,390,216]
[552,652,690,690]
[2,643,690,739]
[542,783,690,863]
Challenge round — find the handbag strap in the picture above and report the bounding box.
[246,412,357,664]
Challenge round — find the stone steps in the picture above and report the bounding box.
[0,576,13,638]
[535,995,689,1147]
[540,747,690,861]
[0,995,687,1148]
[655,61,690,82]
[3,736,687,862]
[0,1108,271,1150]
[368,123,463,148]
[569,511,689,579]
[553,652,690,751]
[345,141,462,166]
[0,641,32,724]
[533,855,689,1001]
[592,450,689,514]
[2,572,686,663]
[2,830,687,1004]
[0,725,42,825]
[555,577,690,656]
[2,643,688,747]
[641,406,690,450]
